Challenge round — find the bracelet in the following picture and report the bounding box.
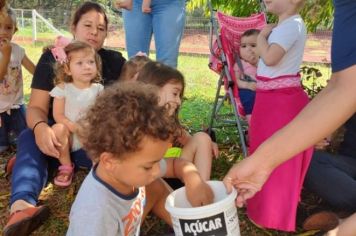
[32,120,47,133]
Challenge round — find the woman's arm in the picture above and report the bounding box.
[22,54,36,75]
[27,88,61,158]
[224,65,356,206]
[53,97,77,133]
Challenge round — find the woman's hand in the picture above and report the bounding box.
[223,156,272,207]
[34,123,61,158]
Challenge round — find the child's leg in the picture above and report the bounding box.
[142,0,151,13]
[52,123,73,186]
[115,0,133,10]
[52,123,71,165]
[180,132,213,181]
[143,178,172,226]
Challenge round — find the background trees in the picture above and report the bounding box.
[8,0,334,32]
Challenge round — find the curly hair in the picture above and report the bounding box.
[54,41,102,85]
[76,81,180,162]
[119,55,151,81]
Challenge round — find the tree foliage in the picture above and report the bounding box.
[187,0,334,32]
[8,0,334,32]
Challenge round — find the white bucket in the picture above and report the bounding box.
[165,180,240,236]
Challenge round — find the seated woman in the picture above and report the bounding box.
[3,2,126,235]
[303,113,356,231]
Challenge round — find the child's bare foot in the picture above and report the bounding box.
[115,0,132,10]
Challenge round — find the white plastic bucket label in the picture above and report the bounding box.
[172,208,240,236]
[179,212,227,236]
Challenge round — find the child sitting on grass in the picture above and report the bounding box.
[137,61,219,181]
[67,81,214,235]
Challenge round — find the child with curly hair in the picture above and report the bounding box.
[137,61,218,181]
[67,81,213,235]
[49,40,103,187]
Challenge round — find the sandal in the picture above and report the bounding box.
[54,164,74,187]
[3,205,50,236]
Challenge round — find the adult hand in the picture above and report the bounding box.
[223,156,272,207]
[34,123,61,158]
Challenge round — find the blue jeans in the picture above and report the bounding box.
[10,128,92,206]
[304,150,356,211]
[0,105,27,147]
[123,0,186,68]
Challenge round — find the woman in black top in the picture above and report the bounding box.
[4,2,125,235]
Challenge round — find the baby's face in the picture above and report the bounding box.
[239,34,259,66]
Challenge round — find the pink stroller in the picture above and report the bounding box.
[208,1,266,157]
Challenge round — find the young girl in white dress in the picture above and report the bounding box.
[50,40,103,187]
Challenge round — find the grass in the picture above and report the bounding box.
[0,43,332,235]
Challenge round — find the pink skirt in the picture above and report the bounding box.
[247,83,313,231]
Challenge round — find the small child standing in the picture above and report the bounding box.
[115,0,152,13]
[247,0,313,232]
[137,61,218,181]
[67,81,213,235]
[119,54,151,81]
[0,6,35,153]
[234,29,260,123]
[49,41,103,187]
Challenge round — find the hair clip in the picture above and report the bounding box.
[51,36,72,64]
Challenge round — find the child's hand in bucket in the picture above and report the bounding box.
[185,181,214,207]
